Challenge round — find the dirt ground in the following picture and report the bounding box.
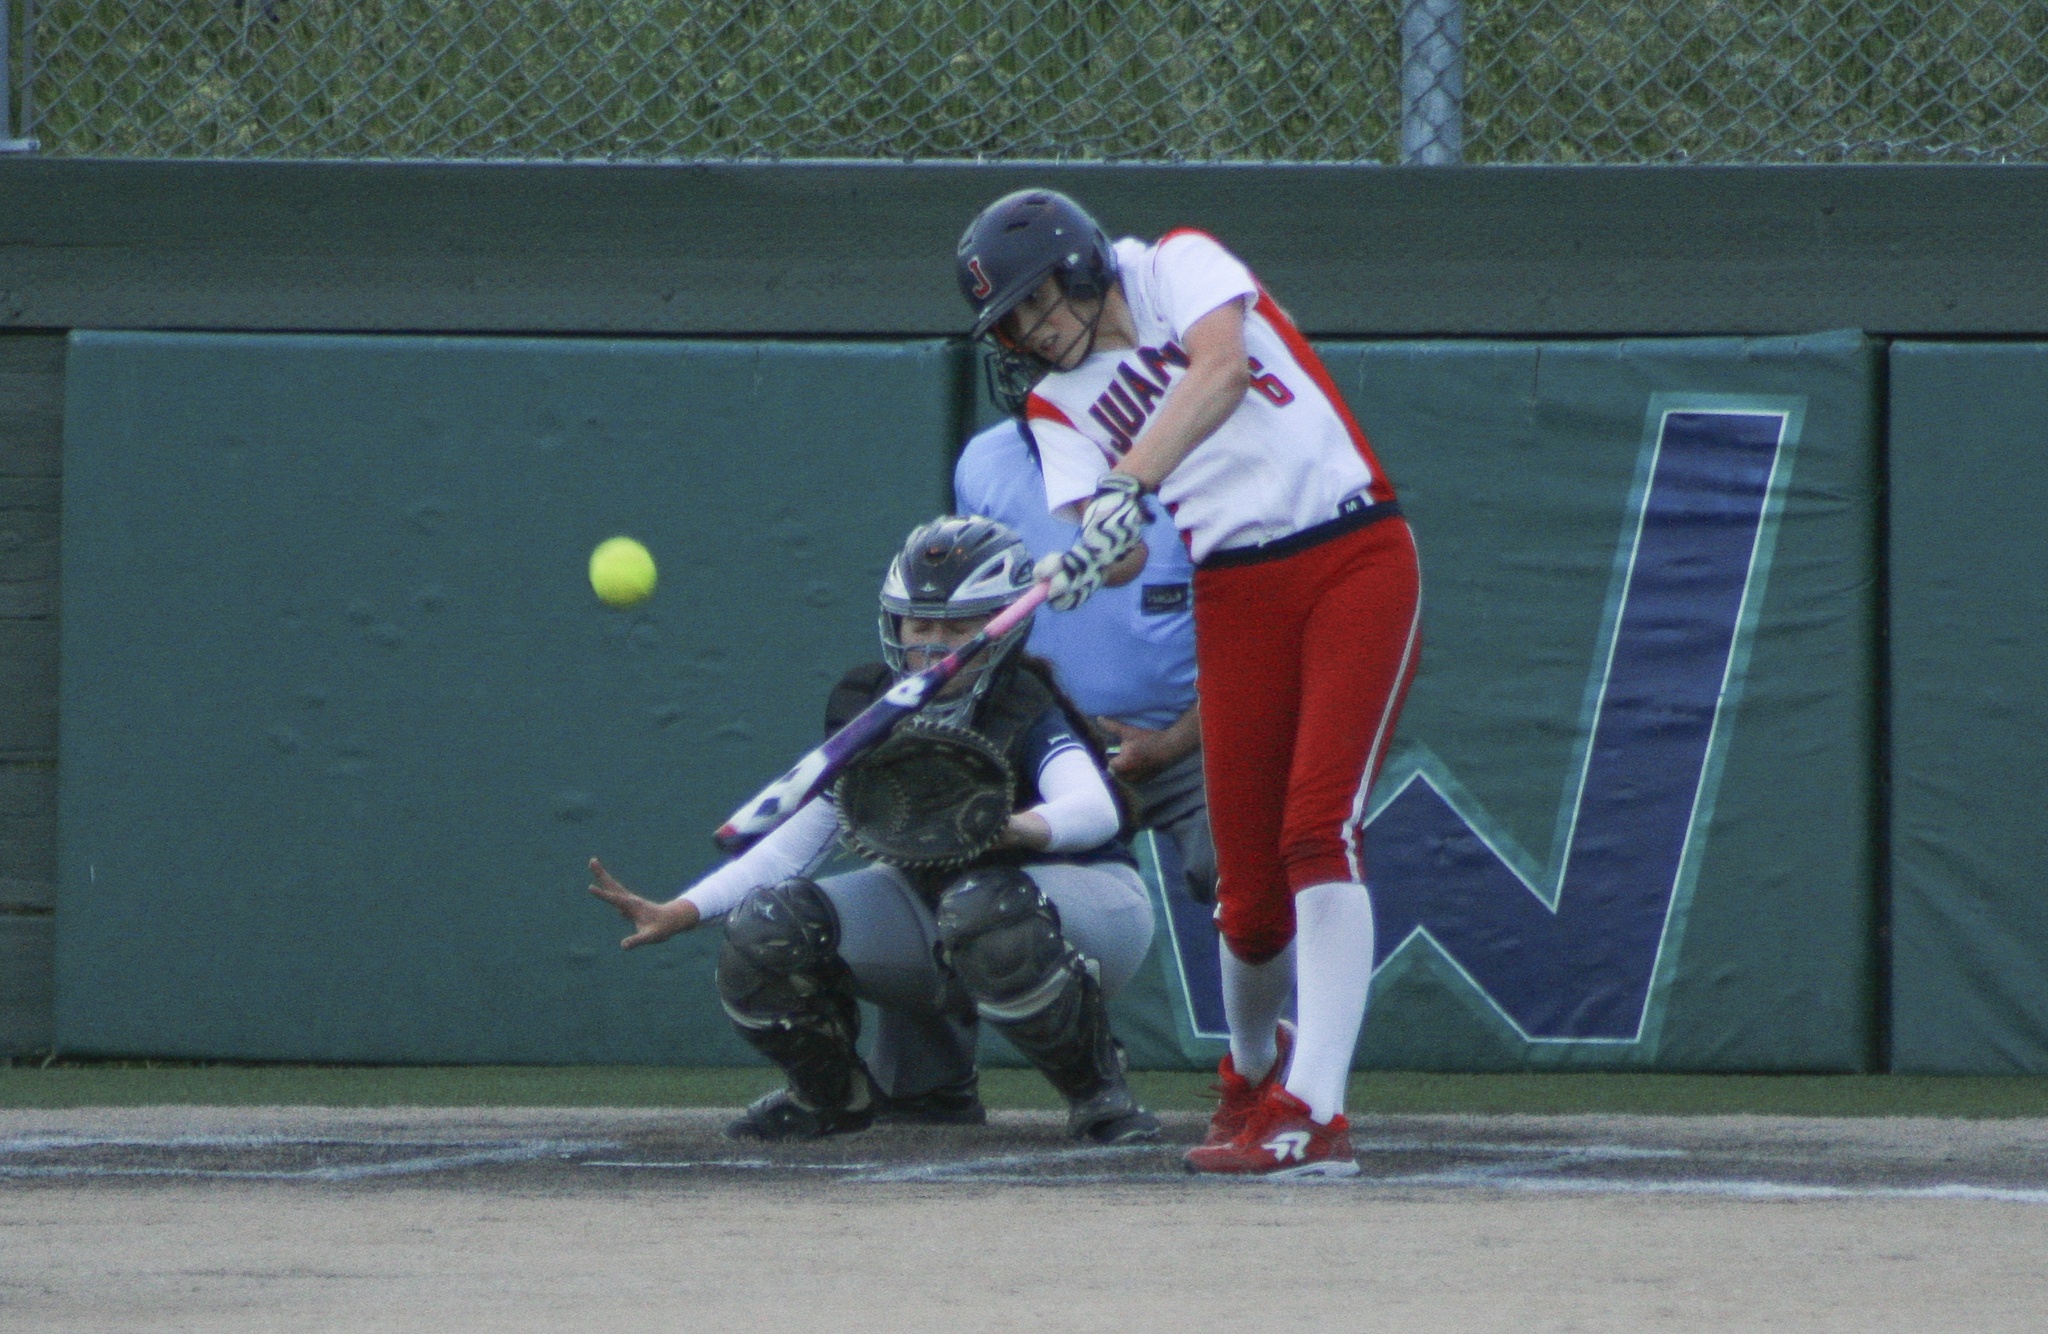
[4,1106,2047,1332]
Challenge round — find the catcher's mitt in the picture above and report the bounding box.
[834,720,1015,870]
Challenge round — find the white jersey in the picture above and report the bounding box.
[1025,231,1397,564]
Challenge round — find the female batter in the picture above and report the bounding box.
[958,189,1421,1177]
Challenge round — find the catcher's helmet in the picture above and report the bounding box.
[956,189,1119,342]
[878,517,1037,713]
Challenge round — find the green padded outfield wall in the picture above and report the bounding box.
[55,332,969,1063]
[56,330,1880,1070]
[1889,343,2048,1075]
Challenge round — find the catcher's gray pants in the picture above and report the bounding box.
[1131,747,1217,905]
[816,859,1155,1102]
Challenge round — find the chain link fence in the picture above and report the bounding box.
[5,1,2045,163]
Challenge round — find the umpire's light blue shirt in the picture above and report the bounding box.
[954,419,1198,730]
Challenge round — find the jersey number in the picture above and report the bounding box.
[1248,358,1295,406]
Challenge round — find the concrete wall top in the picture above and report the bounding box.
[4,161,2048,338]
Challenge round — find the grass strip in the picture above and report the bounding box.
[4,1063,2048,1118]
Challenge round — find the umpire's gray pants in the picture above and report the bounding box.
[816,860,1154,1101]
[1131,747,1217,905]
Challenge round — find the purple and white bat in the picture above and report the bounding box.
[713,581,1050,855]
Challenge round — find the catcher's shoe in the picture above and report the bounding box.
[1068,1080,1164,1145]
[1202,1019,1296,1148]
[872,1080,989,1127]
[1078,1104,1163,1146]
[725,1086,875,1141]
[1183,1085,1359,1179]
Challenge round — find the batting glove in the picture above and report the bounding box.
[1035,473,1151,611]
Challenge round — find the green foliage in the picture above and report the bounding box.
[1468,0,2048,162]
[19,0,2041,161]
[18,0,1397,160]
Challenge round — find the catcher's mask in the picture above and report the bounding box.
[879,516,1037,724]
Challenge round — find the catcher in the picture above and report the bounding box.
[587,516,1161,1145]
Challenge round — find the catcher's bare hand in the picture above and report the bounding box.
[995,810,1053,852]
[587,857,699,949]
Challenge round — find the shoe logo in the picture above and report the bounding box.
[1264,1130,1310,1162]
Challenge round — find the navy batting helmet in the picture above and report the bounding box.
[956,189,1119,342]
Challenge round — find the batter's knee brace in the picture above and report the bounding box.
[715,877,851,1030]
[933,866,1076,1023]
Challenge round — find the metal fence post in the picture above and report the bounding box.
[2,0,42,152]
[1400,0,1464,164]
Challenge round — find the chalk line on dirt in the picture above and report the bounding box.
[0,1134,613,1181]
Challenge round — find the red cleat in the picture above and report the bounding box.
[1201,1020,1295,1148]
[1184,1084,1359,1179]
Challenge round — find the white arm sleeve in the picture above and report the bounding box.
[1030,745,1123,853]
[681,797,840,922]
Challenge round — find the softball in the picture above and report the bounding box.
[589,536,657,608]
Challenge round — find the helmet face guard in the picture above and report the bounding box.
[982,344,1045,419]
[977,274,1111,416]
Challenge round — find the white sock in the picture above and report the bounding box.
[1220,939,1295,1083]
[1284,881,1376,1124]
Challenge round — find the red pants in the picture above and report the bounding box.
[1194,516,1421,963]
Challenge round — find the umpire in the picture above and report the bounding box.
[955,416,1217,905]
